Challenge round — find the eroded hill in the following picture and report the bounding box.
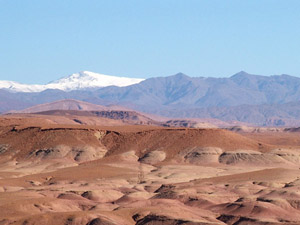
[1,117,300,224]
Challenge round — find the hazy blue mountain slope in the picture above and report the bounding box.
[157,101,300,127]
[91,71,300,111]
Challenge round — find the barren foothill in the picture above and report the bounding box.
[0,115,300,224]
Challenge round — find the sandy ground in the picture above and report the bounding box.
[0,116,300,224]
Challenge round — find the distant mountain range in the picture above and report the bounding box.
[1,71,300,126]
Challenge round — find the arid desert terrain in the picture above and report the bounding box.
[1,113,300,225]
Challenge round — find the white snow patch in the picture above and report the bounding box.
[0,71,145,92]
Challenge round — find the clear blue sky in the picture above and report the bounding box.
[1,0,300,84]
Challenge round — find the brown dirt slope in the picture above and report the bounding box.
[0,121,271,162]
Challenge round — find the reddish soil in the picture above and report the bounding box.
[0,115,300,225]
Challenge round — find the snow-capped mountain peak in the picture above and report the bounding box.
[48,71,145,91]
[0,71,145,92]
